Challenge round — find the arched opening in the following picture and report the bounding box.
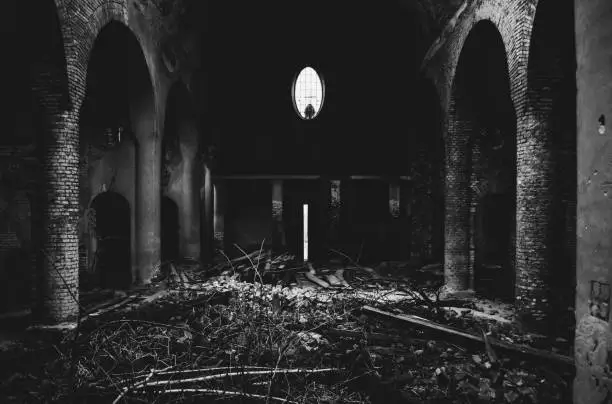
[161,196,180,264]
[446,20,517,299]
[518,0,576,333]
[90,192,131,289]
[79,20,154,288]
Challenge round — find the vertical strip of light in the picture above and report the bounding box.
[303,204,309,262]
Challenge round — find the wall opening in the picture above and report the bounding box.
[161,196,180,264]
[90,191,131,289]
[79,20,153,287]
[447,20,517,297]
[284,181,323,262]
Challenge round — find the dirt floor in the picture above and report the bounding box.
[0,251,574,403]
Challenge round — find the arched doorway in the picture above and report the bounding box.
[90,192,131,289]
[446,20,517,299]
[161,196,180,264]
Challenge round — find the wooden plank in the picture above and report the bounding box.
[362,305,574,367]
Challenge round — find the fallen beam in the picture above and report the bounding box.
[361,305,574,367]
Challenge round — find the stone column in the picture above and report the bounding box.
[271,180,285,250]
[134,135,161,284]
[201,164,214,263]
[575,1,612,402]
[35,107,80,324]
[444,99,473,293]
[177,137,200,262]
[213,180,225,251]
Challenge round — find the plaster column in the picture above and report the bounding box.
[177,135,200,262]
[574,1,612,402]
[134,135,161,284]
[201,164,214,263]
[200,164,215,263]
[213,180,226,251]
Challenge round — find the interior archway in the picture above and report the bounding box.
[79,20,154,288]
[446,20,517,299]
[90,191,131,289]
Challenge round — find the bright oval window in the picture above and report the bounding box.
[292,66,325,120]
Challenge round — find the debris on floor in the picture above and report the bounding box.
[0,248,574,403]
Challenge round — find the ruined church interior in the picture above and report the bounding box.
[0,0,610,402]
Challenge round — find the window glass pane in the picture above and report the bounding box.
[293,67,324,119]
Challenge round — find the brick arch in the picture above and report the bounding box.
[444,18,518,295]
[28,0,73,112]
[431,1,525,118]
[64,0,156,116]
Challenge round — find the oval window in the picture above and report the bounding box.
[292,66,324,120]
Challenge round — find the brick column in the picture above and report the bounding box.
[515,118,555,323]
[271,180,285,250]
[134,136,161,284]
[213,180,225,251]
[444,98,473,293]
[35,108,80,324]
[201,164,214,263]
[468,130,483,291]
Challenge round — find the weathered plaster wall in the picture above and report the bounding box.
[574,0,612,401]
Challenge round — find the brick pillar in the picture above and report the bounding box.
[575,1,612,402]
[468,130,483,291]
[444,97,473,292]
[201,164,214,263]
[134,136,161,284]
[35,108,80,324]
[213,180,225,251]
[271,180,285,250]
[515,114,555,323]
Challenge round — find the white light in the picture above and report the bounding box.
[293,67,324,119]
[303,204,309,262]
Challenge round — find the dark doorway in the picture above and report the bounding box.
[350,181,390,264]
[91,191,131,289]
[476,193,514,300]
[283,180,323,262]
[161,196,180,263]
